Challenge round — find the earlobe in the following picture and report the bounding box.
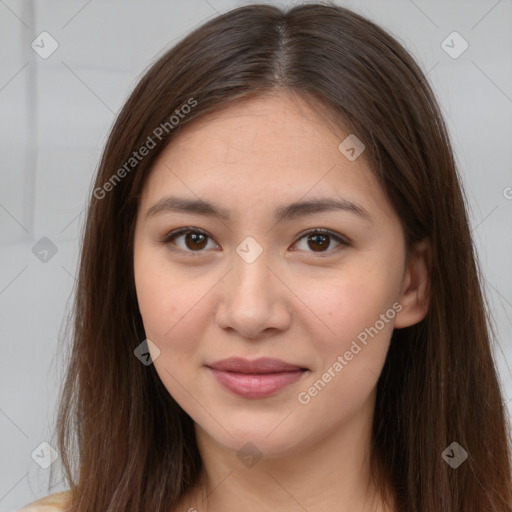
[394,238,431,329]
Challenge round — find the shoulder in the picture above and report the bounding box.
[17,491,72,512]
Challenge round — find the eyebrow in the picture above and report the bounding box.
[145,195,372,223]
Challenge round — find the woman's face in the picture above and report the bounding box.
[133,91,426,458]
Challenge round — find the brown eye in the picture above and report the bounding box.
[307,233,330,252]
[161,228,349,257]
[293,229,349,255]
[183,232,208,250]
[162,228,218,255]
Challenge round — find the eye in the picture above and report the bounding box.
[161,227,219,256]
[292,228,350,256]
[160,227,350,257]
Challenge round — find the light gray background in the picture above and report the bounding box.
[1,0,511,510]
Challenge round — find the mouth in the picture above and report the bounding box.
[206,356,309,374]
[206,357,309,398]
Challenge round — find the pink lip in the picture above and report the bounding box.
[207,357,306,373]
[206,357,309,398]
[208,368,307,398]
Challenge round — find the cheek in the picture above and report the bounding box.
[296,267,398,348]
[291,262,400,411]
[134,248,201,353]
[134,267,175,340]
[294,274,396,419]
[134,257,208,403]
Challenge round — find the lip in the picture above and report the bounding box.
[206,357,309,398]
[207,357,307,373]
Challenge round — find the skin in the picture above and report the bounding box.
[133,90,430,512]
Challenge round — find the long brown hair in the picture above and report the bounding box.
[52,2,512,511]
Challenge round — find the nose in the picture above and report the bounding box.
[215,250,292,340]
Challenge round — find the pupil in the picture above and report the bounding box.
[309,234,328,252]
[186,233,207,250]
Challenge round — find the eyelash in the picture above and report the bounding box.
[160,227,350,258]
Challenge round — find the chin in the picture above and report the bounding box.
[199,421,308,461]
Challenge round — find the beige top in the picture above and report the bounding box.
[17,491,72,512]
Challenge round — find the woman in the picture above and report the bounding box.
[19,2,512,511]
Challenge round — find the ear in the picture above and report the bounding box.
[394,238,431,329]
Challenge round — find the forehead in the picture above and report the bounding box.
[139,92,396,225]
[163,92,349,167]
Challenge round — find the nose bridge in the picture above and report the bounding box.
[216,239,291,337]
[230,243,274,306]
